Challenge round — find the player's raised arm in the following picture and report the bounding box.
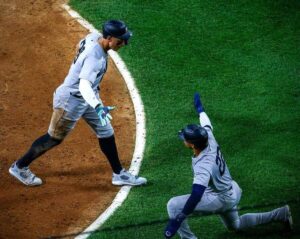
[194,92,213,131]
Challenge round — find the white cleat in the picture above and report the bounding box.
[112,169,147,186]
[9,162,43,186]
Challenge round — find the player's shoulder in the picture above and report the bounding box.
[85,32,101,41]
[193,154,215,168]
[82,32,101,50]
[193,156,214,175]
[84,35,105,58]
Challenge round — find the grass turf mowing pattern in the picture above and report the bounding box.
[69,0,299,238]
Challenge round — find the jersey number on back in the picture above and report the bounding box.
[73,39,86,64]
[216,146,225,176]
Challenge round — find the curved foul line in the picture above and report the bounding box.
[62,4,146,239]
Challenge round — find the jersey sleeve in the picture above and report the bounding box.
[79,56,99,84]
[193,159,213,187]
[199,112,213,131]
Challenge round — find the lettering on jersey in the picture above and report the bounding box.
[73,39,86,64]
[216,146,225,176]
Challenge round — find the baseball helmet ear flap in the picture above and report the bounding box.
[102,20,132,45]
[178,124,208,150]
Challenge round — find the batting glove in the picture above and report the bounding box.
[95,104,115,126]
[194,92,205,114]
[164,213,186,238]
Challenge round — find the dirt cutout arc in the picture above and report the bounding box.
[0,0,145,238]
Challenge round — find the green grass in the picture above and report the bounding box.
[69,0,300,238]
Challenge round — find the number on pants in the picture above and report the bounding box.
[216,146,225,176]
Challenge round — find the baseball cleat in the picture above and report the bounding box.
[9,162,43,186]
[112,169,147,186]
[284,205,293,231]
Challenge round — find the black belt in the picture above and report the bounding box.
[70,92,83,98]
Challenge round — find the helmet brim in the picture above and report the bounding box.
[119,30,132,40]
[116,30,132,45]
[178,130,185,141]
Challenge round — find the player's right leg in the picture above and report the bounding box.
[9,133,62,186]
[9,108,77,186]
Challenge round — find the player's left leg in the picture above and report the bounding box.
[220,205,293,232]
[82,107,147,186]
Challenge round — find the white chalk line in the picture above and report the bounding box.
[62,4,146,239]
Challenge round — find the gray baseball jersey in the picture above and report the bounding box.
[63,32,107,95]
[168,124,289,239]
[192,126,233,193]
[49,32,114,139]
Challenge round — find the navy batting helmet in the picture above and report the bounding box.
[178,124,208,150]
[102,20,132,44]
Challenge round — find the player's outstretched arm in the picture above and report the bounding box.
[194,92,213,130]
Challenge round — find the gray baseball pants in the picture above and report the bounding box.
[48,85,113,140]
[167,181,289,239]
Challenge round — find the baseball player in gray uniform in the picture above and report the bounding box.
[9,20,147,187]
[164,93,293,238]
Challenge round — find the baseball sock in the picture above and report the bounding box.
[16,133,62,168]
[98,135,122,174]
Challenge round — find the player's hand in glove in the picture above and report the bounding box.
[194,92,205,114]
[164,213,186,238]
[95,104,115,126]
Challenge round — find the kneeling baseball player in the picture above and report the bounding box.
[164,92,293,238]
[9,20,147,187]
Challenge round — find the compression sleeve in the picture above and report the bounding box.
[182,184,206,215]
[199,112,213,130]
[79,78,101,108]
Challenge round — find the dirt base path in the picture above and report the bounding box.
[0,1,135,238]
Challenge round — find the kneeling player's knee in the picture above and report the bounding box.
[167,198,181,216]
[228,219,240,231]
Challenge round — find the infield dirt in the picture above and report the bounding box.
[0,0,135,238]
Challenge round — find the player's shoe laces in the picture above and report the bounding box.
[9,162,42,186]
[283,205,293,231]
[112,169,147,186]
